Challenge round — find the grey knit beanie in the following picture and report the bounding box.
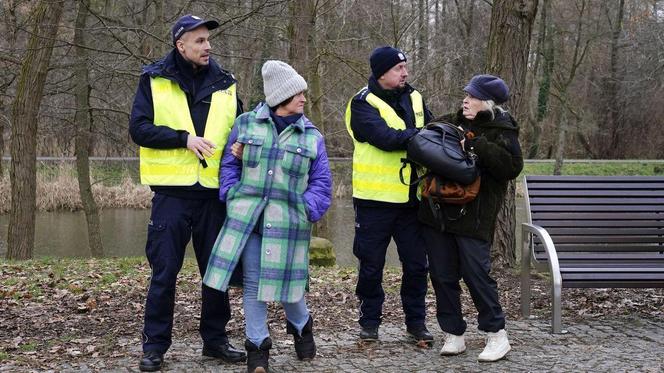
[262,60,308,107]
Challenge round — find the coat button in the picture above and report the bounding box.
[266,223,272,229]
[265,249,271,255]
[296,148,302,153]
[248,140,253,144]
[263,196,268,201]
[267,169,273,175]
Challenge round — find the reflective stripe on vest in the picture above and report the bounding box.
[345,88,425,203]
[139,77,236,188]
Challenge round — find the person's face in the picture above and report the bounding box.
[176,26,211,67]
[277,92,306,116]
[462,94,487,120]
[378,61,408,90]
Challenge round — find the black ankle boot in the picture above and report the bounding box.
[287,316,316,360]
[245,337,271,373]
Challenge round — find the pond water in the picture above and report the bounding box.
[0,199,525,267]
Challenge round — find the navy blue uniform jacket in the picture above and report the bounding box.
[129,49,243,199]
[349,76,433,208]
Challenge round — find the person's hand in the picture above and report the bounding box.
[231,142,244,159]
[186,135,216,160]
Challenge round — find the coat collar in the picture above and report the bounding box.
[454,109,519,132]
[142,49,236,91]
[254,102,308,133]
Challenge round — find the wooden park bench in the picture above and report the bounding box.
[520,175,664,333]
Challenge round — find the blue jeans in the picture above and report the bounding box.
[242,232,310,346]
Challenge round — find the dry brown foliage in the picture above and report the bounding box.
[0,166,151,214]
[0,258,662,370]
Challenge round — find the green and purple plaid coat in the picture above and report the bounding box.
[203,104,327,303]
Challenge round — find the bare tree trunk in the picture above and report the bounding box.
[485,0,539,266]
[288,0,323,132]
[288,0,329,237]
[454,0,476,79]
[74,0,104,257]
[0,0,20,176]
[417,0,429,70]
[605,0,625,158]
[288,0,312,73]
[7,0,64,260]
[528,0,553,158]
[553,106,566,175]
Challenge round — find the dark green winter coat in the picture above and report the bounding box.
[418,109,523,242]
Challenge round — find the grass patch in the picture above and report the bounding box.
[521,161,664,176]
[19,343,37,352]
[100,273,118,286]
[0,351,8,361]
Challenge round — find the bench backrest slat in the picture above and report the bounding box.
[524,175,664,256]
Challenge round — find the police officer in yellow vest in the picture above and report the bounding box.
[129,15,245,371]
[345,46,434,344]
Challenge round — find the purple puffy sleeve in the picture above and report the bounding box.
[303,137,333,222]
[218,125,242,202]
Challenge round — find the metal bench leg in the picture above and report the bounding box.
[551,276,562,333]
[520,230,531,318]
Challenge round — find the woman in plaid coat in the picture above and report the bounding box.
[204,60,332,373]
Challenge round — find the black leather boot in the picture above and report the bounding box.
[202,341,246,363]
[287,316,316,360]
[139,351,164,372]
[245,337,271,373]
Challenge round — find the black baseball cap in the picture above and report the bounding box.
[172,14,219,45]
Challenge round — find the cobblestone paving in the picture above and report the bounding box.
[32,315,664,372]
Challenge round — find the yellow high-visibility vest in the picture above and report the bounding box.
[139,77,236,188]
[345,88,424,203]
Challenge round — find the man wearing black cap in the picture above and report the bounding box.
[344,46,434,344]
[129,14,245,371]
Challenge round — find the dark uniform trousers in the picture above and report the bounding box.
[143,193,230,353]
[353,205,428,329]
[422,225,506,335]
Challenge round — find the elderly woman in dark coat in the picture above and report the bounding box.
[419,74,523,362]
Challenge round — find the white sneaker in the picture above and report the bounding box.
[439,332,466,355]
[478,329,511,362]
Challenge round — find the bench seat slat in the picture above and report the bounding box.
[531,212,664,220]
[534,244,664,252]
[529,205,664,212]
[530,221,664,227]
[560,266,664,272]
[525,175,664,182]
[538,256,664,263]
[534,235,664,243]
[561,272,664,280]
[563,281,664,288]
[537,227,664,235]
[528,186,664,193]
[535,251,664,260]
[529,197,664,204]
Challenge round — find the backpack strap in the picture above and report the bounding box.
[399,158,429,186]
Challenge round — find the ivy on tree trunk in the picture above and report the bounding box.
[7,0,65,260]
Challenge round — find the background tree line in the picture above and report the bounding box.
[3,0,662,161]
[1,0,662,260]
